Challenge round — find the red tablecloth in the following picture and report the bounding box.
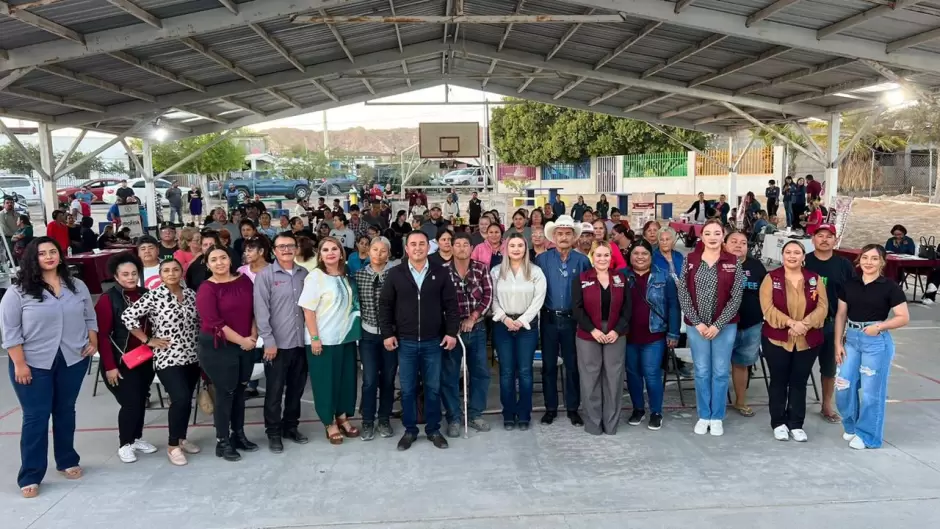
[835,248,940,301]
[669,221,703,238]
[67,248,132,294]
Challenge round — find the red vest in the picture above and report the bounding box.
[761,267,824,348]
[575,268,628,341]
[683,250,740,326]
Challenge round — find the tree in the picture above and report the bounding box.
[278,150,332,181]
[0,143,105,179]
[490,99,712,165]
[136,132,246,180]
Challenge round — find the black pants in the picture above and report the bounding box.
[263,347,308,436]
[767,198,778,218]
[103,359,155,447]
[791,204,806,228]
[763,337,820,430]
[156,363,201,446]
[198,334,254,440]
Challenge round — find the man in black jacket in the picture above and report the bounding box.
[379,231,460,451]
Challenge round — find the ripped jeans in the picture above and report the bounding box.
[835,328,895,448]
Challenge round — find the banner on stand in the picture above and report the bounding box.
[829,195,853,248]
[118,204,143,237]
[630,192,657,227]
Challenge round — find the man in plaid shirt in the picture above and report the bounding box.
[441,232,494,436]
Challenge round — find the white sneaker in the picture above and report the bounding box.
[842,432,855,441]
[849,435,866,450]
[709,420,724,436]
[118,444,137,463]
[773,425,790,441]
[790,429,808,442]
[693,419,710,435]
[131,439,158,454]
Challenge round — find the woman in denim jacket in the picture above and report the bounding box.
[652,226,685,280]
[621,240,681,431]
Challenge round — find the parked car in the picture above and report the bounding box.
[220,171,310,201]
[441,167,488,187]
[57,177,124,206]
[0,175,40,204]
[315,178,358,197]
[102,178,191,205]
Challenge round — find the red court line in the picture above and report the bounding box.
[0,406,20,422]
[5,399,940,436]
[892,363,940,386]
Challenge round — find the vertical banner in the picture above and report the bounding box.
[630,192,657,227]
[830,195,853,248]
[118,204,143,237]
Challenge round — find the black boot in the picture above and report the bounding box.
[231,430,259,452]
[215,438,241,462]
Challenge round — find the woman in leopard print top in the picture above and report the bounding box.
[122,259,201,466]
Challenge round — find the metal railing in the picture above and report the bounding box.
[541,160,591,180]
[622,152,687,178]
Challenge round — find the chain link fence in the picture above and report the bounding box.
[840,149,937,197]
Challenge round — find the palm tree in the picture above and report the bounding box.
[751,124,807,177]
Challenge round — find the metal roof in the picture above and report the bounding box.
[0,0,938,139]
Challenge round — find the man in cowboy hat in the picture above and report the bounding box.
[535,215,592,426]
[576,222,595,254]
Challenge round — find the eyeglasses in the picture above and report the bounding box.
[275,244,297,251]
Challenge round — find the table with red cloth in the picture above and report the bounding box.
[66,248,132,294]
[834,248,940,301]
[669,221,703,238]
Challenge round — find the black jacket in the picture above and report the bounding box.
[378,260,460,341]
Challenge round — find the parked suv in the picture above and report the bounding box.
[441,168,488,187]
[0,175,40,204]
[220,171,310,201]
[315,178,358,197]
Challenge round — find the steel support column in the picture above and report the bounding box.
[38,123,56,223]
[825,113,841,204]
[728,136,737,207]
[142,139,157,229]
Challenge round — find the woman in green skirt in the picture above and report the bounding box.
[299,236,362,444]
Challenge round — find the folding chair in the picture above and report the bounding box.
[662,347,694,407]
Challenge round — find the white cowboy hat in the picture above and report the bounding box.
[580,222,595,233]
[544,215,582,240]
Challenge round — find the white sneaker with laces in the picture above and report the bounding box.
[842,432,855,441]
[694,419,710,435]
[131,439,158,454]
[849,436,866,450]
[790,428,808,442]
[709,420,724,436]
[773,425,790,441]
[118,444,137,463]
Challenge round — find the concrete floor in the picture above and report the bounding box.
[2,297,939,528]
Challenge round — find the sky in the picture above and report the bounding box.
[252,85,502,131]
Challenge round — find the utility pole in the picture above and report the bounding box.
[322,110,330,159]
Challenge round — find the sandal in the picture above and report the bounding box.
[733,404,755,417]
[821,410,841,423]
[20,484,39,498]
[325,425,344,445]
[336,418,360,438]
[58,466,83,480]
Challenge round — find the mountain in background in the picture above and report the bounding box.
[262,127,418,156]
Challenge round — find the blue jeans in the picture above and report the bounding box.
[625,340,666,414]
[687,323,737,420]
[9,351,89,488]
[494,321,539,423]
[784,200,793,227]
[836,328,895,448]
[398,339,443,436]
[541,314,580,412]
[359,331,398,423]
[441,325,489,423]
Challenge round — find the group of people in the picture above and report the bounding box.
[1,189,911,500]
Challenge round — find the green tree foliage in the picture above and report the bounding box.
[0,143,104,179]
[490,99,712,165]
[278,149,332,181]
[135,132,246,179]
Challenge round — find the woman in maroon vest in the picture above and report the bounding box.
[571,241,631,435]
[677,218,744,437]
[759,240,828,442]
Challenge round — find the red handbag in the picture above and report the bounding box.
[121,344,154,369]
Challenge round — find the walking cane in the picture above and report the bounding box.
[457,334,469,439]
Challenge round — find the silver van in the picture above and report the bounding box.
[0,175,40,204]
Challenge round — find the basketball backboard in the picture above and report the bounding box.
[419,122,481,159]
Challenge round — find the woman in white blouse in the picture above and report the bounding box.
[490,233,546,431]
[122,259,201,466]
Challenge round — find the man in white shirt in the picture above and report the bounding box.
[69,194,83,223]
